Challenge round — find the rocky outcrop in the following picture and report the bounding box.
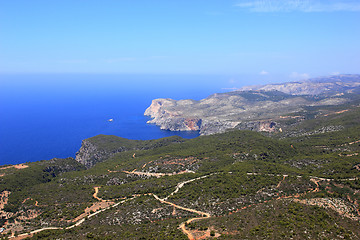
[144,93,303,135]
[236,120,277,133]
[42,158,86,174]
[145,75,359,135]
[75,135,185,168]
[75,140,101,168]
[75,139,124,168]
[197,120,240,135]
[144,99,202,131]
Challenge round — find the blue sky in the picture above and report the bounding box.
[0,0,359,80]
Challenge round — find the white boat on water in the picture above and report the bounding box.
[108,118,114,122]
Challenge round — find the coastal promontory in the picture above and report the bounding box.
[145,75,360,135]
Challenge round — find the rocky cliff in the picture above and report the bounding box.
[75,139,125,168]
[145,75,359,135]
[144,99,203,131]
[75,135,185,168]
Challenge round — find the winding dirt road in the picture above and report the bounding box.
[147,173,215,240]
[7,171,360,240]
[9,188,134,240]
[93,187,103,201]
[152,193,211,240]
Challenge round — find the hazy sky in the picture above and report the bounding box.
[1,0,359,78]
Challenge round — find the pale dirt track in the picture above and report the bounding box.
[9,187,128,240]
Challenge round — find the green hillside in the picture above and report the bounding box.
[0,100,359,239]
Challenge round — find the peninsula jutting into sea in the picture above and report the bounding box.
[1,74,360,239]
[145,74,360,135]
[1,0,359,238]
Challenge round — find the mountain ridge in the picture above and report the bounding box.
[239,74,360,95]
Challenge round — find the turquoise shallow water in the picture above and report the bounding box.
[0,74,232,165]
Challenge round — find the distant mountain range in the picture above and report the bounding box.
[145,74,360,135]
[240,74,360,95]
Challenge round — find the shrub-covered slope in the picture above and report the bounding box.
[0,100,359,239]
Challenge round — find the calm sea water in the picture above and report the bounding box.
[0,74,234,165]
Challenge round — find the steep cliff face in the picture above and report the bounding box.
[198,120,240,135]
[236,120,277,133]
[145,75,358,135]
[144,99,176,118]
[75,139,104,168]
[75,139,124,168]
[144,94,297,135]
[145,99,202,131]
[75,135,186,168]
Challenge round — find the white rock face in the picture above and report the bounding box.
[145,99,202,132]
[144,93,297,135]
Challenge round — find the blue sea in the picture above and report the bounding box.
[0,74,238,165]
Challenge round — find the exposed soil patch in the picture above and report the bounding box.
[0,164,28,170]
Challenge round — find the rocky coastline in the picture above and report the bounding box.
[144,75,359,135]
